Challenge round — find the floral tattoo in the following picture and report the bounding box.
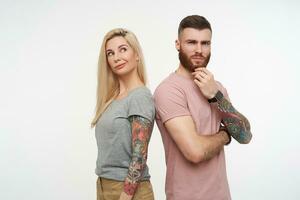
[123,115,153,196]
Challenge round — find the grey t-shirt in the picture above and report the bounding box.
[95,86,155,181]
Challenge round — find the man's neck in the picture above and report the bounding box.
[175,64,193,79]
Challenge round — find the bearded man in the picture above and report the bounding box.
[154,15,252,200]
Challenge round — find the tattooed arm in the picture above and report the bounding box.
[193,67,252,144]
[119,115,153,200]
[214,91,252,144]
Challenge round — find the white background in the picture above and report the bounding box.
[1,0,299,199]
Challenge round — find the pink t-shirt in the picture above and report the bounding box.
[154,72,231,200]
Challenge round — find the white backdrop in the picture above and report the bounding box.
[1,0,299,199]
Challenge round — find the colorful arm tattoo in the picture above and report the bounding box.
[123,115,153,196]
[215,92,252,144]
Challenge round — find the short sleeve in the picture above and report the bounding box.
[127,88,155,122]
[154,83,191,123]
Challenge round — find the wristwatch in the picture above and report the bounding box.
[208,90,223,103]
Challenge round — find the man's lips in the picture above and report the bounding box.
[191,56,205,60]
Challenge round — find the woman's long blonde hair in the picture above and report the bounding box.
[91,28,147,127]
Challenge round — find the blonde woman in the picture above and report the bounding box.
[91,28,155,200]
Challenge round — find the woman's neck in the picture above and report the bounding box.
[117,71,144,98]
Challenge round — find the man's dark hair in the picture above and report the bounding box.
[178,15,212,36]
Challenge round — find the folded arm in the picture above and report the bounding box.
[214,91,252,144]
[164,115,229,163]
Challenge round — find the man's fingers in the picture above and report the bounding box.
[201,68,212,76]
[199,73,206,79]
[192,71,207,79]
[194,79,203,87]
[194,74,203,82]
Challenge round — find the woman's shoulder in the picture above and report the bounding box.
[128,86,152,98]
[126,86,155,120]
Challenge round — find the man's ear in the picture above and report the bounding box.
[175,39,180,52]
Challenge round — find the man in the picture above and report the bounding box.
[154,15,252,200]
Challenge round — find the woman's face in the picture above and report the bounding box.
[105,36,138,77]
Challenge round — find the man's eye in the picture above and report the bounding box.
[188,41,196,44]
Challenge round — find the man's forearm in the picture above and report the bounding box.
[197,130,229,162]
[215,92,252,144]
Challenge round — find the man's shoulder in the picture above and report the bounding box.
[154,73,184,96]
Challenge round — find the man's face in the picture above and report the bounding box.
[176,28,212,72]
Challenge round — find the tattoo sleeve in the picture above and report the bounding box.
[123,115,153,196]
[215,92,252,144]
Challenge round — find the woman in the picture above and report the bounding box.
[91,28,155,200]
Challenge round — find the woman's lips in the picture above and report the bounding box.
[115,63,126,70]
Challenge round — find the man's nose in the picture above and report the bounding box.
[195,44,203,53]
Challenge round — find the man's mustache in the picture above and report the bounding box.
[191,53,206,59]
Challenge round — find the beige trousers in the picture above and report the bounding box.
[97,177,154,200]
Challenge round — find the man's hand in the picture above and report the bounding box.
[192,67,218,99]
[119,191,133,200]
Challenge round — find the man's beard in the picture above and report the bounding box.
[178,50,211,72]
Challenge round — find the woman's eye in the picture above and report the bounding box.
[107,52,113,56]
[120,47,127,52]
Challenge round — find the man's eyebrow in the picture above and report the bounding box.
[185,39,197,42]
